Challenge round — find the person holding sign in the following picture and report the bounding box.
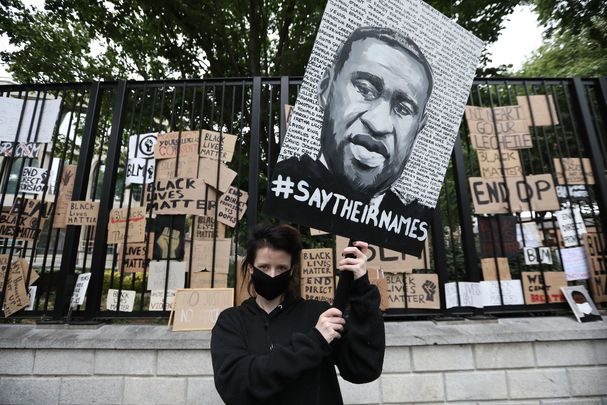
[211,224,384,404]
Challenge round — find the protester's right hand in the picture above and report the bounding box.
[315,308,345,343]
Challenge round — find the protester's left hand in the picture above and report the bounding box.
[338,241,368,280]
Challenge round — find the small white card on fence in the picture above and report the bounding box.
[70,273,91,306]
[561,246,590,281]
[480,280,524,306]
[19,167,48,195]
[555,207,586,247]
[147,261,186,291]
[106,289,136,312]
[524,247,553,265]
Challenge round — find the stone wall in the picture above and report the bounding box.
[0,316,606,404]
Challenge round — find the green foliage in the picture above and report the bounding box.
[1,0,521,83]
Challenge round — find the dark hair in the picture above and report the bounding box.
[242,224,302,297]
[572,291,586,300]
[332,26,434,101]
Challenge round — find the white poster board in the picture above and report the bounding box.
[0,96,62,143]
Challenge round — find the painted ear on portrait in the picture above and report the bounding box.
[317,66,333,110]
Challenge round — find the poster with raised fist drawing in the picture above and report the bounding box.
[263,0,483,255]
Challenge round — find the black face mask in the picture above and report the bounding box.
[251,266,292,300]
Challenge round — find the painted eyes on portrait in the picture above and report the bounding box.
[351,75,417,118]
[352,77,380,101]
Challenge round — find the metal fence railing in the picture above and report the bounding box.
[0,76,605,322]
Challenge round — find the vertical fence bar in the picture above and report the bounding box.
[85,80,129,320]
[279,76,290,145]
[53,82,103,320]
[248,77,262,233]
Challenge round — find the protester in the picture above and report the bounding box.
[211,224,385,404]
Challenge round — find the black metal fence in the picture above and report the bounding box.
[0,76,605,322]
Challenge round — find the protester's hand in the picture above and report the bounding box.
[338,241,368,280]
[315,308,345,343]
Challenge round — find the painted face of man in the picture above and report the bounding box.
[320,37,431,200]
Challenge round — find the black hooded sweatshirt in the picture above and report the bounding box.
[211,274,385,405]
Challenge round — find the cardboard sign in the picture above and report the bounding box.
[106,289,136,312]
[0,212,45,241]
[0,141,41,158]
[66,201,99,226]
[154,131,199,160]
[561,246,589,281]
[477,149,522,178]
[107,207,146,244]
[521,271,567,304]
[553,158,594,185]
[155,156,199,180]
[405,273,440,309]
[469,177,509,214]
[516,95,559,127]
[147,260,186,291]
[125,157,155,186]
[194,215,226,240]
[128,132,157,159]
[506,174,560,212]
[152,216,185,260]
[301,275,334,304]
[145,177,208,215]
[170,288,234,331]
[478,216,518,258]
[465,105,532,150]
[386,272,404,309]
[198,130,237,162]
[445,282,483,308]
[367,268,388,311]
[310,228,329,236]
[19,166,48,195]
[524,247,553,265]
[217,186,248,228]
[583,231,607,303]
[190,271,228,288]
[336,236,430,272]
[70,273,91,306]
[480,280,524,306]
[197,158,237,193]
[555,207,586,247]
[0,96,62,143]
[188,238,231,273]
[481,257,511,280]
[53,164,77,228]
[118,242,148,273]
[10,197,48,217]
[516,221,542,248]
[149,289,176,311]
[556,185,589,200]
[301,248,333,278]
[2,259,29,317]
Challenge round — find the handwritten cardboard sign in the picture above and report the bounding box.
[217,186,248,228]
[118,242,148,273]
[516,95,559,127]
[128,132,157,159]
[2,259,29,317]
[126,157,155,186]
[0,212,45,241]
[367,268,388,311]
[555,207,586,247]
[147,261,186,291]
[0,96,61,143]
[190,271,228,288]
[194,215,226,240]
[301,248,333,278]
[336,236,429,272]
[0,141,41,158]
[553,158,594,185]
[481,257,511,280]
[480,280,524,306]
[478,215,518,258]
[66,201,99,226]
[19,166,48,195]
[146,177,208,215]
[506,174,560,212]
[583,231,607,303]
[10,197,48,217]
[465,105,532,150]
[197,158,237,193]
[477,149,522,178]
[301,275,334,304]
[561,246,589,281]
[188,238,231,273]
[445,282,483,308]
[154,131,199,160]
[198,130,237,162]
[149,289,176,311]
[107,207,146,244]
[469,177,509,214]
[170,288,234,331]
[53,164,77,228]
[155,155,199,180]
[106,289,136,312]
[70,273,91,306]
[524,247,553,265]
[521,271,567,304]
[386,272,404,309]
[405,273,440,309]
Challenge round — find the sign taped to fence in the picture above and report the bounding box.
[554,207,586,247]
[523,247,553,265]
[190,271,228,288]
[217,186,248,228]
[19,166,48,195]
[521,271,566,304]
[188,238,231,274]
[478,215,518,258]
[405,273,440,309]
[147,260,186,291]
[155,156,198,180]
[66,201,99,226]
[194,215,226,240]
[154,131,199,160]
[386,272,404,309]
[106,289,136,312]
[481,257,511,280]
[145,177,208,215]
[337,236,429,272]
[583,231,607,303]
[553,158,594,185]
[0,96,62,143]
[149,289,176,311]
[107,207,146,244]
[0,212,44,241]
[2,259,29,317]
[198,158,237,193]
[516,221,542,248]
[118,242,147,273]
[516,95,559,127]
[465,105,532,150]
[128,132,157,159]
[152,216,185,260]
[169,288,233,331]
[10,197,48,218]
[126,157,155,186]
[0,142,41,158]
[53,164,77,228]
[198,130,237,162]
[561,246,589,281]
[480,280,524,306]
[445,281,483,308]
[477,149,523,178]
[70,273,91,306]
[556,185,588,200]
[262,0,483,256]
[506,174,560,212]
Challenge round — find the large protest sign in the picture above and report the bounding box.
[66,201,99,226]
[521,271,567,304]
[477,149,523,178]
[516,95,559,127]
[368,268,389,311]
[53,164,77,228]
[169,288,233,331]
[107,207,146,244]
[19,167,48,195]
[553,158,594,185]
[263,0,483,255]
[583,231,607,303]
[154,131,199,159]
[217,186,248,228]
[405,273,440,309]
[199,130,237,162]
[0,142,41,158]
[0,96,61,143]
[469,177,509,214]
[145,177,208,215]
[465,105,532,150]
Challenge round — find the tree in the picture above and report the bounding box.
[1,0,521,83]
